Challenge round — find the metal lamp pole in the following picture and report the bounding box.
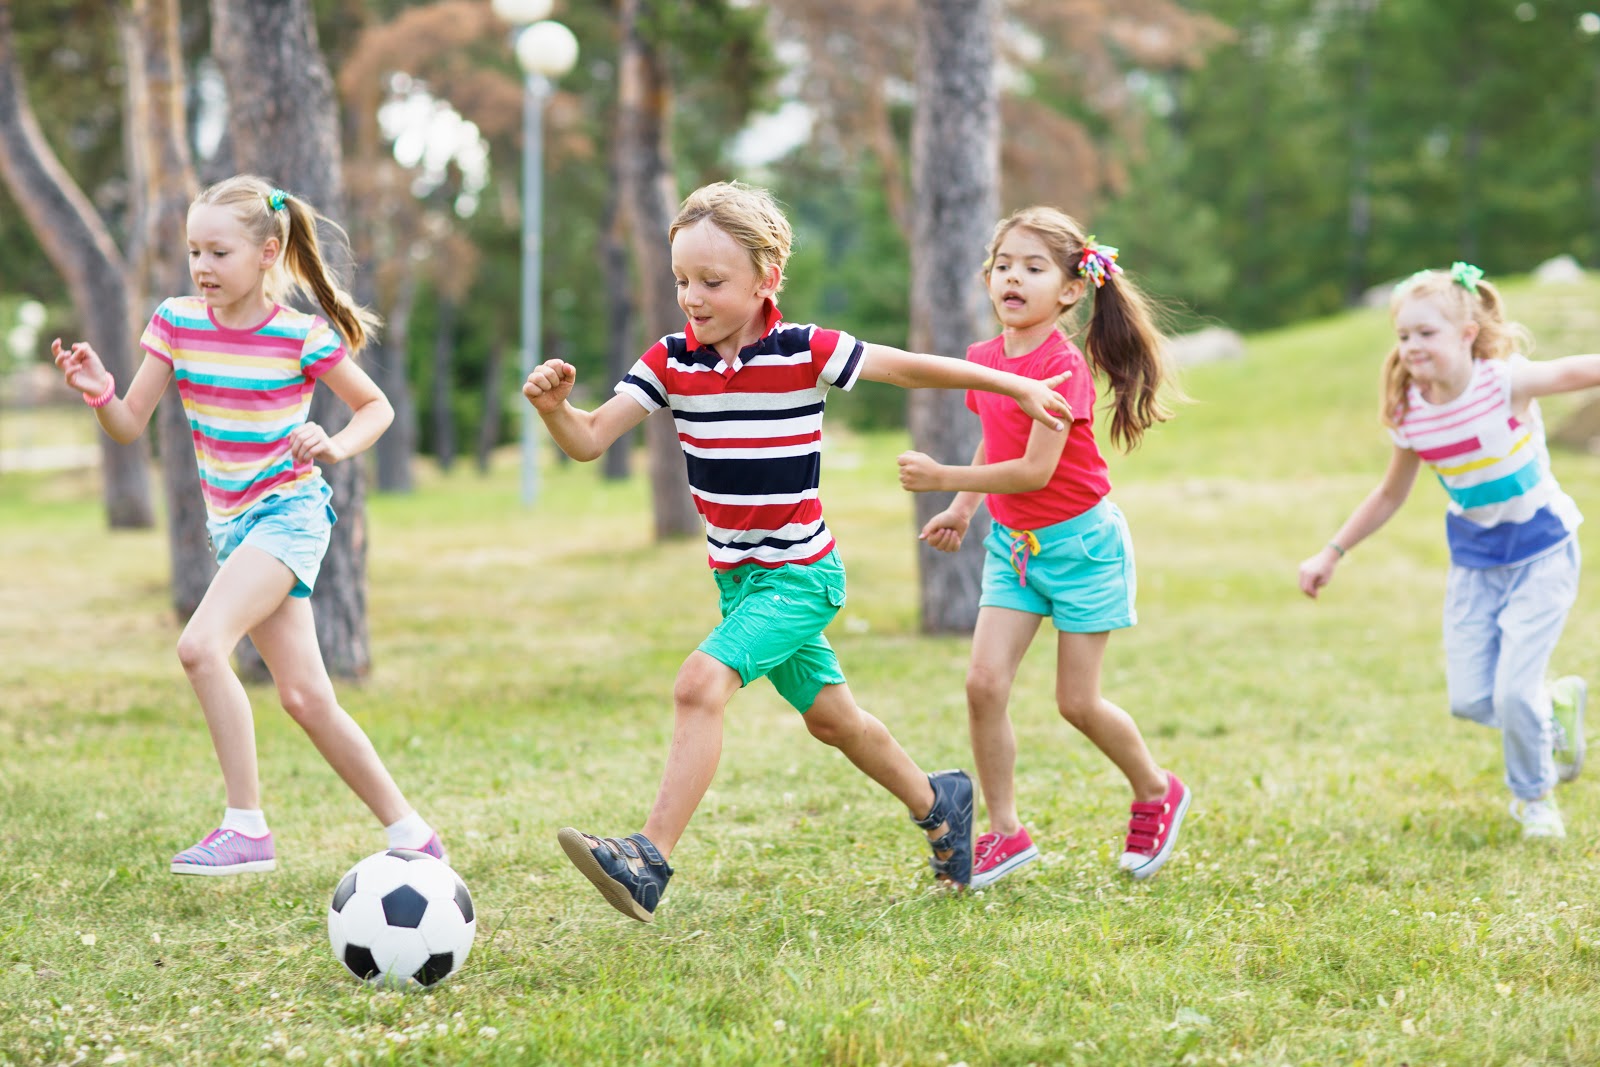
[519,70,550,507]
[493,0,577,507]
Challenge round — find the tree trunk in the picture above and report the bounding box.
[211,0,372,678]
[431,297,457,472]
[476,331,504,475]
[0,0,154,529]
[907,0,997,634]
[369,268,417,491]
[618,0,697,539]
[600,158,633,482]
[123,0,214,620]
[1342,0,1374,307]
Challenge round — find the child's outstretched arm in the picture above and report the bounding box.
[900,420,1067,496]
[51,338,171,444]
[290,359,394,464]
[902,441,988,553]
[1510,353,1600,409]
[522,358,651,462]
[1297,445,1420,599]
[858,344,1071,431]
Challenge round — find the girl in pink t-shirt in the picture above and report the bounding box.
[898,206,1189,885]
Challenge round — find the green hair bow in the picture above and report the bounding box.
[267,188,288,213]
[1450,261,1483,291]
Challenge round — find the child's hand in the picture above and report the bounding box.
[1017,371,1073,431]
[287,421,344,464]
[1297,548,1339,599]
[51,337,111,397]
[523,359,576,413]
[897,450,944,492]
[919,508,970,553]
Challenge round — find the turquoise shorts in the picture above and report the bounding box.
[698,550,849,713]
[206,481,337,599]
[980,500,1137,633]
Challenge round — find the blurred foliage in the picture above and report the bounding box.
[5,0,1599,451]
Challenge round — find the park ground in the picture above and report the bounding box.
[3,280,1600,1065]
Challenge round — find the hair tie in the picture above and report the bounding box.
[1077,237,1122,289]
[267,188,288,213]
[1450,261,1483,291]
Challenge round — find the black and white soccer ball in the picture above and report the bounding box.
[327,849,475,989]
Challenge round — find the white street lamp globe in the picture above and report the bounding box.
[515,20,579,78]
[491,0,553,26]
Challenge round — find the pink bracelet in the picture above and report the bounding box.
[84,375,116,409]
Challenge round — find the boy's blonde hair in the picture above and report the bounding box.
[669,181,793,294]
[985,206,1173,451]
[1381,268,1530,427]
[191,174,381,353]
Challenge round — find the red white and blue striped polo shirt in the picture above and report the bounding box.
[615,301,865,570]
[1390,355,1581,568]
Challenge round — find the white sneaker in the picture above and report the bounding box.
[1509,797,1566,839]
[1550,675,1587,783]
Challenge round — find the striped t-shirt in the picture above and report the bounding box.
[140,296,346,521]
[1390,355,1581,567]
[615,301,864,570]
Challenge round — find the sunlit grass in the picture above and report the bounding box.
[3,278,1600,1064]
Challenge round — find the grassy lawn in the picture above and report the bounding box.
[3,278,1599,1065]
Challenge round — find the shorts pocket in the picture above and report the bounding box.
[1075,518,1129,564]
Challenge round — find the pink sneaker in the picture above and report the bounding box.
[970,826,1040,888]
[412,832,450,866]
[171,827,276,876]
[1119,773,1190,881]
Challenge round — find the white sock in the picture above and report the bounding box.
[221,808,269,837]
[385,811,434,850]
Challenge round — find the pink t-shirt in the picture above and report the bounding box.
[964,330,1109,529]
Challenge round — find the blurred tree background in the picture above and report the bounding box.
[4,0,1598,454]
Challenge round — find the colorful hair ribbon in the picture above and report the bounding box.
[267,188,288,213]
[1450,261,1484,291]
[1077,237,1122,289]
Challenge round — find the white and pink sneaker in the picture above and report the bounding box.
[1119,773,1190,881]
[970,826,1040,888]
[171,828,276,876]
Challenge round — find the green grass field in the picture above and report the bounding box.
[3,279,1600,1065]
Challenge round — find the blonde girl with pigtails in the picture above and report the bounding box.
[52,174,448,874]
[897,206,1192,885]
[1300,263,1598,838]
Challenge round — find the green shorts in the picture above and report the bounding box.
[981,500,1137,633]
[698,550,849,713]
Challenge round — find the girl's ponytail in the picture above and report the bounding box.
[277,194,382,354]
[1083,260,1173,451]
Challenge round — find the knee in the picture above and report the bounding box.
[1056,694,1098,731]
[804,706,862,748]
[672,663,727,720]
[175,630,227,677]
[966,664,1011,713]
[278,682,335,727]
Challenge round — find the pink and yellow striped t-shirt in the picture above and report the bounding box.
[140,296,346,521]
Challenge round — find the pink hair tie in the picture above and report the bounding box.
[1077,237,1123,289]
[84,374,116,408]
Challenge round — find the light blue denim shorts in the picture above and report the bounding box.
[206,480,337,599]
[980,500,1137,633]
[699,550,849,713]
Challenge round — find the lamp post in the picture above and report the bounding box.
[492,0,578,506]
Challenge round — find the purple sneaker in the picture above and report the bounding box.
[171,827,276,876]
[413,832,450,866]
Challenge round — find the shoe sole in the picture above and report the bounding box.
[1555,677,1586,783]
[969,845,1040,889]
[558,827,655,923]
[1122,784,1192,881]
[170,859,276,875]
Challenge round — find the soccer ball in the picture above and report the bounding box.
[327,849,476,989]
